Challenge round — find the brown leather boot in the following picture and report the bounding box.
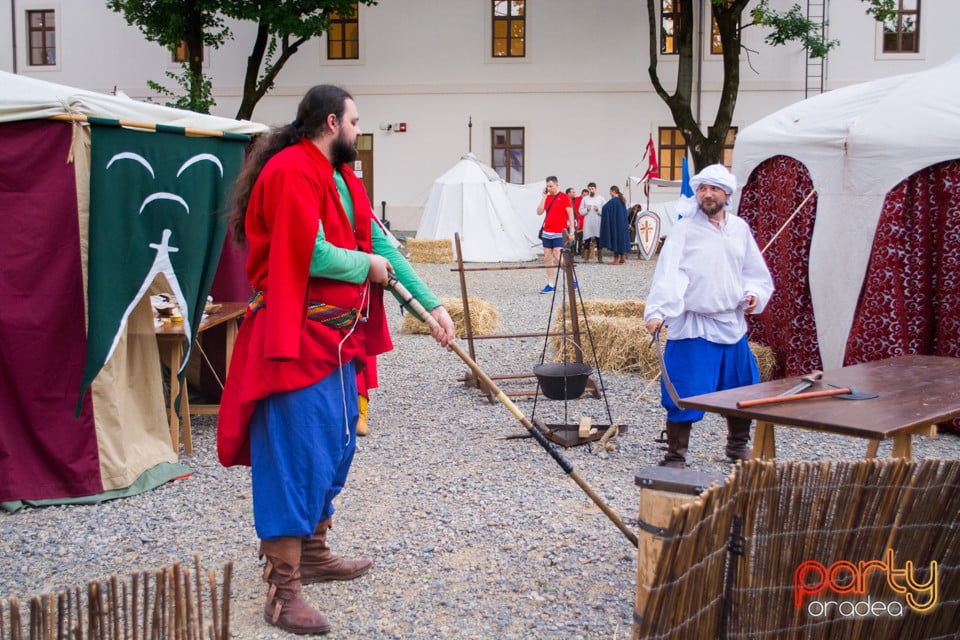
[725,416,753,462]
[658,420,691,468]
[260,537,331,635]
[300,518,373,584]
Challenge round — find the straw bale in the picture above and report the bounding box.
[406,238,454,263]
[546,299,772,381]
[750,342,776,382]
[553,298,645,321]
[550,316,651,374]
[401,296,499,337]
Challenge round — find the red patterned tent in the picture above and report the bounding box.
[732,57,960,381]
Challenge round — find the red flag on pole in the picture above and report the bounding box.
[642,135,659,182]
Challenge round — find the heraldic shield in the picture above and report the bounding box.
[635,210,661,260]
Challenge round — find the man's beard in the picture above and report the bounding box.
[330,131,358,167]
[699,198,725,217]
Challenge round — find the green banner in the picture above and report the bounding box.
[80,124,246,408]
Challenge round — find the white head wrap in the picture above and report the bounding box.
[689,163,738,195]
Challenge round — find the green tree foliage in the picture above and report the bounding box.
[645,0,899,171]
[106,1,377,118]
[106,0,229,113]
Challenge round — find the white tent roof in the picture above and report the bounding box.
[0,71,267,134]
[416,154,542,262]
[732,55,960,369]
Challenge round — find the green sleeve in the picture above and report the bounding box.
[309,220,371,283]
[371,223,443,313]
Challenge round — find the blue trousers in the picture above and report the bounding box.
[661,336,759,423]
[250,362,358,540]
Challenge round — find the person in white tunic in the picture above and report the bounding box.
[643,164,774,467]
[578,182,606,261]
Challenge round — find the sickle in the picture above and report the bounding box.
[387,274,638,548]
[652,324,687,409]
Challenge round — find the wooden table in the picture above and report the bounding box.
[680,354,960,461]
[155,301,246,454]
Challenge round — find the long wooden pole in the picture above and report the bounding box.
[388,275,638,547]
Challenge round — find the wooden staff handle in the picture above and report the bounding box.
[737,387,852,408]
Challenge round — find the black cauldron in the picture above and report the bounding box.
[533,362,593,400]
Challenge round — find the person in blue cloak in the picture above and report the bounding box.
[599,185,632,264]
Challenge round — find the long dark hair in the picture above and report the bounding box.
[230,84,353,245]
[609,185,626,206]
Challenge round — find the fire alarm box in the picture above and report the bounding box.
[397,122,407,132]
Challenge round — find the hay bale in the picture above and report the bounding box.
[750,342,776,382]
[401,296,499,337]
[553,298,645,321]
[548,299,648,374]
[551,316,651,374]
[547,300,772,381]
[406,237,453,263]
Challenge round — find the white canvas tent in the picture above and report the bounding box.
[732,55,960,370]
[416,154,543,262]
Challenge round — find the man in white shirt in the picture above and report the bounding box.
[643,164,774,467]
[578,182,606,262]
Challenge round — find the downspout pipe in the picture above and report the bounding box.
[11,0,18,74]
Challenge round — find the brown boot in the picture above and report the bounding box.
[301,518,373,584]
[658,420,691,468]
[260,537,331,635]
[725,416,753,462]
[596,248,604,263]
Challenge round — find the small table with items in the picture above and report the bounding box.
[155,301,247,454]
[680,354,960,461]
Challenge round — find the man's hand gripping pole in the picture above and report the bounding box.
[387,274,638,548]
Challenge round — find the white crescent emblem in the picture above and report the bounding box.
[139,192,190,215]
[177,154,224,177]
[106,152,155,178]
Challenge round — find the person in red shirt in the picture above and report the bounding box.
[218,85,455,634]
[535,176,576,293]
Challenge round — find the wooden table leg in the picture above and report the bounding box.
[167,339,193,455]
[181,363,192,454]
[168,342,181,454]
[865,439,880,459]
[224,318,238,375]
[753,420,776,460]
[891,433,913,460]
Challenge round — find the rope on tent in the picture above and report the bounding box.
[49,113,255,141]
[759,153,845,255]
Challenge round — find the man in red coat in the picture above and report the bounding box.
[218,85,455,635]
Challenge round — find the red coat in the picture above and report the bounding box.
[217,139,392,467]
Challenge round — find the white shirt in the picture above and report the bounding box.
[643,208,774,344]
[579,195,606,238]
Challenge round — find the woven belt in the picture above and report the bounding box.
[248,291,364,330]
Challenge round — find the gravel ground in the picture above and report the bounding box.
[2,253,959,639]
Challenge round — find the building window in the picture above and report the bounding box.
[661,0,682,55]
[171,40,203,63]
[709,126,738,169]
[491,127,524,184]
[882,0,919,53]
[710,1,736,55]
[492,1,525,58]
[658,128,686,181]
[27,9,56,66]
[328,3,359,60]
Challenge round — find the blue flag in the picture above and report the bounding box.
[681,157,694,197]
